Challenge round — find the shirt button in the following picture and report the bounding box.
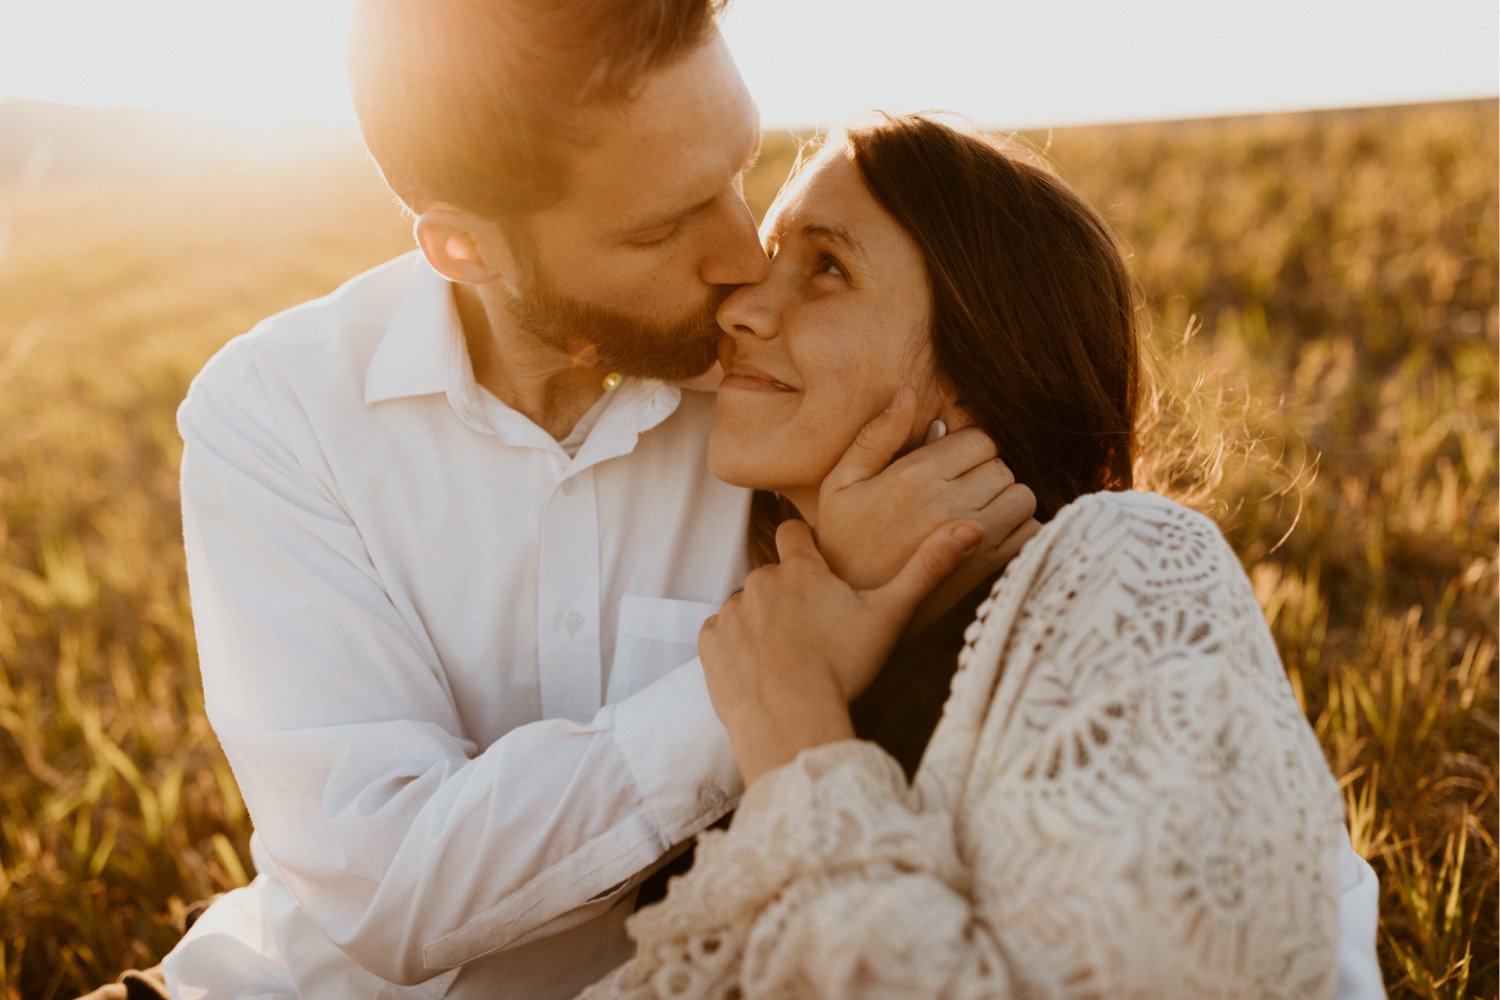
[564,613,586,635]
[699,784,726,811]
[560,478,578,497]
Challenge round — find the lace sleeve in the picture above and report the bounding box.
[581,492,1347,1000]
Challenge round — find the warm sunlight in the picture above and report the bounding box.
[1,0,359,124]
[1,0,1496,127]
[0,4,1497,998]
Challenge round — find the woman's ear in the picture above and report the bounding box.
[938,398,976,434]
[414,205,519,288]
[922,376,975,435]
[921,372,970,432]
[900,377,968,452]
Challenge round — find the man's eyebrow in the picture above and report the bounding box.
[616,133,763,239]
[612,198,710,239]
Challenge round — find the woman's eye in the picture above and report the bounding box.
[814,254,846,279]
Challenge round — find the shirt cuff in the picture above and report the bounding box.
[614,657,743,846]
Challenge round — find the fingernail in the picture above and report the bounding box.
[954,523,983,548]
[922,419,948,445]
[884,387,907,413]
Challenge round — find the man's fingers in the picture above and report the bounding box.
[871,520,984,619]
[822,386,918,493]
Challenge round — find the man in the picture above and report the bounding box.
[131,2,1030,998]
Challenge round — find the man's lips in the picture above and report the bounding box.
[719,362,796,393]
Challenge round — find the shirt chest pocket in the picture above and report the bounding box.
[606,595,720,704]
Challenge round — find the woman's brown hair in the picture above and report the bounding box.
[845,114,1140,523]
[748,114,1146,564]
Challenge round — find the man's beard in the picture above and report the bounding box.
[505,265,729,382]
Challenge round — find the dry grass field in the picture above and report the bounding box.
[0,99,1495,998]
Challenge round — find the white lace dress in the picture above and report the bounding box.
[580,491,1348,1000]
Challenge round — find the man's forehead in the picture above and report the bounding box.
[557,115,760,234]
[545,35,759,223]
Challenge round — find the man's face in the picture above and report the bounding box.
[505,33,769,380]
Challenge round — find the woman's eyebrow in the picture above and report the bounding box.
[801,223,872,269]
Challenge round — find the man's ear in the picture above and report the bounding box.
[414,204,519,287]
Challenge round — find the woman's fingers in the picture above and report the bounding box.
[973,476,1036,521]
[992,516,1042,565]
[820,386,919,493]
[901,448,1026,525]
[898,425,999,483]
[870,520,984,621]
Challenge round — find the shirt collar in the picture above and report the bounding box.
[364,256,460,405]
[361,254,688,462]
[569,379,681,470]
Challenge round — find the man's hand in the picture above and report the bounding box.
[816,387,1039,590]
[700,518,983,786]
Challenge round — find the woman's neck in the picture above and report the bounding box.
[794,490,1008,641]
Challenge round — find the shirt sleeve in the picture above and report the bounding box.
[178,356,742,985]
[583,493,1352,999]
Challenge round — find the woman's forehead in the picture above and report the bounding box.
[763,151,870,241]
[762,149,919,269]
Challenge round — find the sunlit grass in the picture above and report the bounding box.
[0,100,1494,998]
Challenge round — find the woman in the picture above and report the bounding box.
[583,115,1361,998]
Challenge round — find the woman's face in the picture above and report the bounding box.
[708,148,941,515]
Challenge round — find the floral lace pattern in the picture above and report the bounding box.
[579,492,1346,1000]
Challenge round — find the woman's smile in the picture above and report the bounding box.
[718,357,797,393]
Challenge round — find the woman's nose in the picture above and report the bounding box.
[716,278,780,340]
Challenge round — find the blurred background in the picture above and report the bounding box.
[0,3,1495,998]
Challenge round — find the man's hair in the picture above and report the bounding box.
[347,0,726,219]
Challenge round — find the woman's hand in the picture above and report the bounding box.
[815,387,1038,590]
[700,518,983,786]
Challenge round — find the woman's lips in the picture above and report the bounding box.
[719,362,795,393]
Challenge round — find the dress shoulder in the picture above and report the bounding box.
[935,489,1347,997]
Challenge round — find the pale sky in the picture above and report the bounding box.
[0,1,1495,129]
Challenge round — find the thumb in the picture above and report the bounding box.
[773,518,830,570]
[821,386,917,494]
[869,520,983,618]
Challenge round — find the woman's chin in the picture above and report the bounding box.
[706,445,764,490]
[708,428,794,493]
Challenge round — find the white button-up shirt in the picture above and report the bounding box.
[162,253,752,999]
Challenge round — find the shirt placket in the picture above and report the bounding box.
[536,467,603,723]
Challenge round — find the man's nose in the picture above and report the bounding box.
[700,192,771,287]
